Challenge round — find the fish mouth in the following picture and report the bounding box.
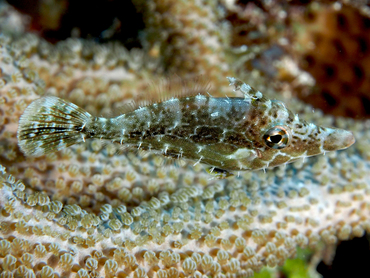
[323,128,355,152]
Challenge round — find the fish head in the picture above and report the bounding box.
[249,99,355,169]
[217,77,355,172]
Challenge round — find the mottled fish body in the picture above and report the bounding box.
[17,77,355,177]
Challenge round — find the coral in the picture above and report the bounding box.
[291,3,370,118]
[7,0,144,47]
[0,1,370,277]
[133,0,232,88]
[223,1,370,118]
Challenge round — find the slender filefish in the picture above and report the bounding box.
[17,77,355,178]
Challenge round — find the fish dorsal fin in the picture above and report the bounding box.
[104,100,138,118]
[227,77,269,103]
[115,101,138,114]
[108,75,211,118]
[136,75,212,108]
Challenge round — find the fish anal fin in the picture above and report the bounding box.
[206,167,234,179]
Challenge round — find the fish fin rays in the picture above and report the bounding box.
[17,96,92,157]
[137,75,212,109]
[206,167,234,179]
[106,75,212,118]
[106,100,139,118]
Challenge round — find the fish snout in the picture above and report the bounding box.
[323,128,355,152]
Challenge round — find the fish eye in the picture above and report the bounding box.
[263,125,291,149]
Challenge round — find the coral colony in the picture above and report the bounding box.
[0,1,369,277]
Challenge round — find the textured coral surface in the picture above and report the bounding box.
[293,3,370,118]
[0,1,370,278]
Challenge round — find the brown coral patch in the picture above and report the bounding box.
[294,4,370,118]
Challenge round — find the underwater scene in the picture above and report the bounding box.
[0,0,369,277]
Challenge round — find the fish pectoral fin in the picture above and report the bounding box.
[206,167,234,179]
[227,148,260,161]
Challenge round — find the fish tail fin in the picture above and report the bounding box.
[17,96,93,157]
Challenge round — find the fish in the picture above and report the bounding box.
[17,77,355,178]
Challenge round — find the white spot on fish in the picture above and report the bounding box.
[195,94,206,101]
[241,84,252,94]
[193,156,203,166]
